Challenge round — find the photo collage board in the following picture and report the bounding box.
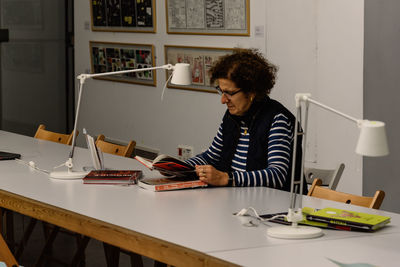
[90,0,155,32]
[166,0,249,35]
[90,41,156,86]
[165,45,233,92]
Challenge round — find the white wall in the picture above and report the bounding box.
[266,0,364,194]
[74,0,364,194]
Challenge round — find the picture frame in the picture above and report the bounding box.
[90,0,156,33]
[90,41,156,86]
[164,45,234,92]
[166,0,249,36]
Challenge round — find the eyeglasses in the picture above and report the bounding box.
[215,85,243,99]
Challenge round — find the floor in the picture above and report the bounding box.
[6,212,155,267]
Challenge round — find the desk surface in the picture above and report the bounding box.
[1,130,399,266]
[211,232,400,267]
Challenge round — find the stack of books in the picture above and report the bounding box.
[83,170,142,185]
[262,207,391,232]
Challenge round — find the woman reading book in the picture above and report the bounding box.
[185,49,305,193]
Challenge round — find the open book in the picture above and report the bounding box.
[83,128,104,170]
[135,154,196,178]
[135,155,207,191]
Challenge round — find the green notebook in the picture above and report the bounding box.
[306,207,390,231]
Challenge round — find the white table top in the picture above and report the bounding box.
[210,232,400,267]
[1,130,399,266]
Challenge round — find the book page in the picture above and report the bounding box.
[84,129,103,170]
[134,155,154,169]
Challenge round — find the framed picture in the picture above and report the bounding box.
[90,0,156,33]
[164,45,234,92]
[90,41,156,86]
[166,0,249,36]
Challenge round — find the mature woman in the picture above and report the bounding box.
[185,49,303,192]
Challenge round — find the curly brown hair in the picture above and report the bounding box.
[210,48,278,99]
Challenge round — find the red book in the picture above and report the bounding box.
[83,170,142,185]
[135,155,196,178]
[138,177,207,192]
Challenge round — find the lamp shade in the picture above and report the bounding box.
[171,63,191,85]
[355,120,389,157]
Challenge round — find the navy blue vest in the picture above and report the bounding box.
[215,97,306,193]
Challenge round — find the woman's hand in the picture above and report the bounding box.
[195,165,229,186]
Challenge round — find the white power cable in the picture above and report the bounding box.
[15,159,50,174]
[235,207,287,226]
[161,72,173,101]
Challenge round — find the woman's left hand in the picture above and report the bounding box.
[195,165,229,186]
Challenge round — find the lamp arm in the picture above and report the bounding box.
[289,99,309,210]
[68,79,84,162]
[77,64,172,82]
[289,105,300,209]
[303,96,360,124]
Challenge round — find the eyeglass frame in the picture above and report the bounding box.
[215,85,244,99]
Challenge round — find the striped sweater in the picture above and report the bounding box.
[185,113,293,189]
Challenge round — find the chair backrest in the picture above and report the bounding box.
[304,163,345,190]
[307,178,385,209]
[0,233,18,266]
[95,134,136,158]
[34,124,77,145]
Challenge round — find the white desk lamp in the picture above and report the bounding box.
[49,63,191,179]
[267,93,389,239]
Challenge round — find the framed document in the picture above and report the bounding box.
[166,0,249,36]
[90,41,156,86]
[164,45,234,92]
[90,0,156,33]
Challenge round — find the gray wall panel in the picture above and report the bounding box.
[364,0,400,212]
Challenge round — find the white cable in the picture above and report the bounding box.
[235,207,287,222]
[15,159,50,174]
[161,72,173,101]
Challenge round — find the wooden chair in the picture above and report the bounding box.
[95,134,136,158]
[304,163,345,190]
[34,124,77,145]
[307,178,385,209]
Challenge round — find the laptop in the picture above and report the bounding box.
[0,151,21,160]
